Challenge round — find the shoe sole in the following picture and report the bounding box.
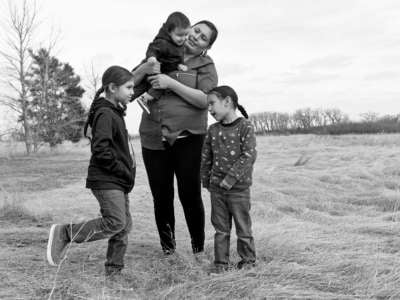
[47,224,58,266]
[136,98,150,114]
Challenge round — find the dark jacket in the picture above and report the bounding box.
[146,24,185,74]
[136,54,218,150]
[86,98,135,193]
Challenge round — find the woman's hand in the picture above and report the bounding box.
[148,74,174,89]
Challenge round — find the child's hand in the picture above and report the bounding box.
[147,56,158,63]
[178,64,188,72]
[142,59,160,75]
[219,179,232,190]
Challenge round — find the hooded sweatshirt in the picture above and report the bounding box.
[145,23,185,74]
[86,97,135,193]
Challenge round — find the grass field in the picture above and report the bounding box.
[1,134,400,299]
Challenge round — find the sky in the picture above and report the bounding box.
[1,0,400,133]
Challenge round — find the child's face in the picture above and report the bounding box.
[207,94,230,122]
[114,79,134,105]
[170,27,190,46]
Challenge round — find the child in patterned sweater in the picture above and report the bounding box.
[201,85,257,273]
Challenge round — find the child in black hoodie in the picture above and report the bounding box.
[47,66,136,277]
[133,11,191,113]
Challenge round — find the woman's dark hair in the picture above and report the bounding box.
[84,65,133,138]
[209,85,248,119]
[165,11,190,33]
[194,20,218,48]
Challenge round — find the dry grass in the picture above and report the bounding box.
[1,134,400,299]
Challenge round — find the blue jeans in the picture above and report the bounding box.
[210,188,256,265]
[65,189,132,273]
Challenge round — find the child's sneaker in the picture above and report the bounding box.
[235,260,256,270]
[47,224,69,266]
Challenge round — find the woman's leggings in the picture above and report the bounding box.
[142,134,205,253]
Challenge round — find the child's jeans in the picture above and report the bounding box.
[210,188,256,266]
[65,189,132,273]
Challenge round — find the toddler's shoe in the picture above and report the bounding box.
[134,93,154,114]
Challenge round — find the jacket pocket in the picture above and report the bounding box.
[170,70,197,88]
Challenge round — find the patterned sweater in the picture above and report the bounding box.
[201,117,257,191]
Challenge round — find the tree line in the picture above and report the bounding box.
[249,108,400,135]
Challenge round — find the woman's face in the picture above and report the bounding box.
[185,23,213,54]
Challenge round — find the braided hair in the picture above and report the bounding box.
[84,66,133,139]
[208,85,248,119]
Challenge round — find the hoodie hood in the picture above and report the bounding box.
[84,97,126,138]
[154,23,175,45]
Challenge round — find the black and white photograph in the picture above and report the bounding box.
[1,0,400,299]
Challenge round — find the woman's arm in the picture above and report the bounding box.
[148,74,208,109]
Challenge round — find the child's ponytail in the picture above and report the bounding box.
[93,86,105,102]
[83,86,105,139]
[237,104,249,119]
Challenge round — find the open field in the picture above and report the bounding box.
[1,134,400,299]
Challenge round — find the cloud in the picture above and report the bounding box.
[297,55,354,71]
[217,62,251,79]
[364,71,400,81]
[278,71,341,84]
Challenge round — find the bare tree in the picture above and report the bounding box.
[292,108,315,129]
[312,108,325,127]
[83,61,101,101]
[324,108,346,124]
[0,0,38,154]
[360,111,379,123]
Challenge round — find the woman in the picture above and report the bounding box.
[132,20,218,258]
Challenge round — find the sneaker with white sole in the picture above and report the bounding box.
[47,224,69,266]
[136,97,150,114]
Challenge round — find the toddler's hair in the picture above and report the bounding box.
[165,11,190,33]
[84,65,133,138]
[209,85,248,119]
